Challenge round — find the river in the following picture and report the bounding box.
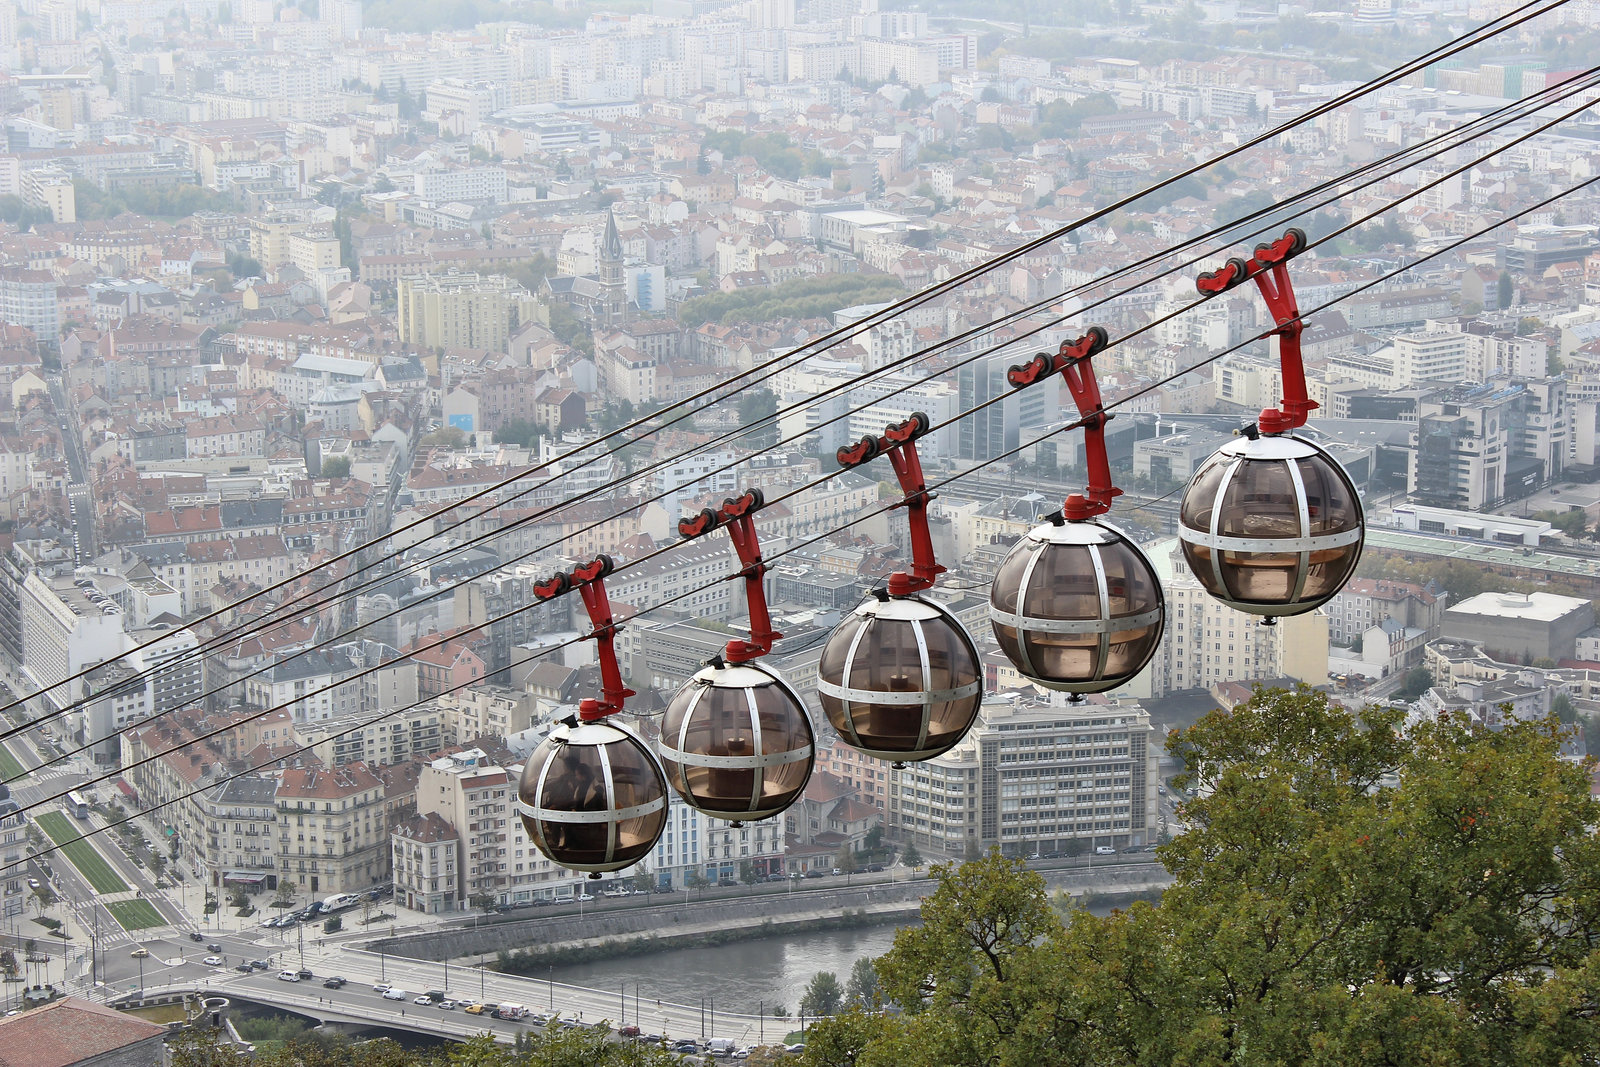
[545,899,1132,1024]
[546,922,908,1026]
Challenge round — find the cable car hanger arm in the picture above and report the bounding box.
[678,488,780,663]
[836,412,943,596]
[1007,326,1120,521]
[534,557,635,720]
[1196,226,1315,433]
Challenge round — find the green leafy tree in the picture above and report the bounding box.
[899,842,922,870]
[820,686,1600,1066]
[736,388,780,449]
[844,956,879,1009]
[800,971,844,1020]
[1398,665,1435,700]
[320,455,351,478]
[835,844,857,876]
[1499,270,1515,309]
[419,425,468,450]
[169,1028,252,1067]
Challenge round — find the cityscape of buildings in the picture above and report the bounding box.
[0,0,1595,998]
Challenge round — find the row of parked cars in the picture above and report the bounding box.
[614,1031,806,1059]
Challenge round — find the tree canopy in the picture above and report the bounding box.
[677,274,904,329]
[806,686,1600,1066]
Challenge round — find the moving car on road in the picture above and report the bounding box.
[381,988,408,1002]
[129,948,149,959]
[203,956,223,966]
[278,971,300,982]
[322,977,347,989]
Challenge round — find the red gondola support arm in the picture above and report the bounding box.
[677,489,781,663]
[1007,327,1120,521]
[836,412,943,596]
[536,556,635,721]
[1195,228,1315,432]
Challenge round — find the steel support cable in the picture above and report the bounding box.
[4,0,1571,728]
[12,67,1599,767]
[6,166,1590,859]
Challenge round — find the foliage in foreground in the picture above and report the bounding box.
[804,687,1600,1066]
[171,1025,685,1067]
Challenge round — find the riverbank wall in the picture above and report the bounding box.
[371,863,1174,964]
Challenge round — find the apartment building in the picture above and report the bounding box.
[888,697,1159,859]
[397,271,537,354]
[413,167,508,203]
[300,702,443,767]
[243,649,363,723]
[0,269,59,346]
[408,748,582,909]
[436,685,537,744]
[275,762,388,895]
[77,624,202,764]
[393,811,459,914]
[191,776,279,891]
[1407,377,1567,509]
[1324,578,1446,646]
[1139,539,1329,698]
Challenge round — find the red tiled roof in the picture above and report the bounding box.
[0,997,165,1067]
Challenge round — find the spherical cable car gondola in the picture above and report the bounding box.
[988,328,1165,698]
[818,413,984,765]
[660,489,815,823]
[1176,229,1364,622]
[516,557,669,875]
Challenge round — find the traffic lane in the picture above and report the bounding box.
[225,973,534,1031]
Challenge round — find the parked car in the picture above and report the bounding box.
[619,1025,640,1038]
[1094,846,1117,855]
[804,870,823,879]
[203,956,223,966]
[717,877,737,887]
[865,864,884,872]
[278,971,300,983]
[323,977,347,989]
